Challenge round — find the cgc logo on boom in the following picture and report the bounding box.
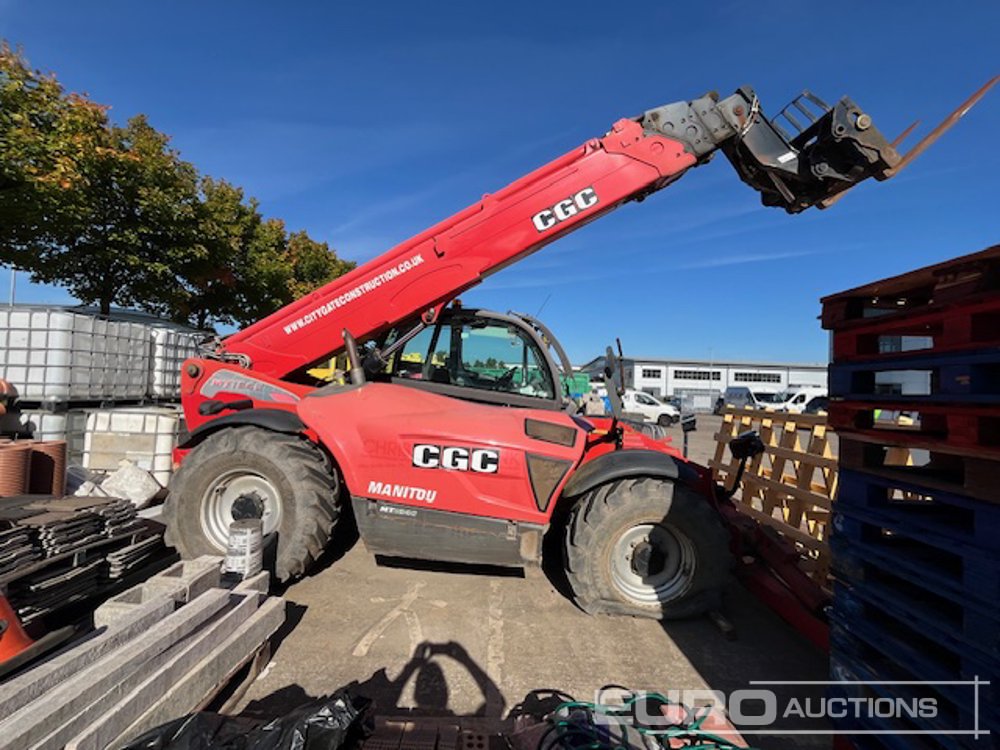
[531,187,599,232]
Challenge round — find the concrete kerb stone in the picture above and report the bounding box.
[61,592,264,750]
[233,570,270,594]
[72,597,286,750]
[0,594,175,718]
[0,588,230,750]
[144,555,222,603]
[93,555,221,628]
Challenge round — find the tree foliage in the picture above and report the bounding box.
[0,42,354,326]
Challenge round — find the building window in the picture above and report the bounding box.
[734,371,782,384]
[674,369,721,381]
[641,368,662,379]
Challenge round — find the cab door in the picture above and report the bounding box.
[301,310,586,566]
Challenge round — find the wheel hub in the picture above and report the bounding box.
[630,541,666,578]
[231,491,266,521]
[611,522,696,606]
[200,470,283,552]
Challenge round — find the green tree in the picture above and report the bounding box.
[285,230,355,301]
[163,184,356,329]
[59,114,199,315]
[0,42,108,254]
[1,44,200,314]
[1,42,354,326]
[158,177,261,328]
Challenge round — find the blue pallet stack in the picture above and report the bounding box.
[821,244,1000,750]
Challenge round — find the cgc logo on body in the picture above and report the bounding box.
[412,444,500,473]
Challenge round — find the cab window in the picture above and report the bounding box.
[392,318,556,400]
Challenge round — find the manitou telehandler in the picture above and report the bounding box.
[165,79,996,621]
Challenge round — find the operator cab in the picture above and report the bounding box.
[374,307,571,411]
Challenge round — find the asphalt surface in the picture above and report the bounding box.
[236,415,830,749]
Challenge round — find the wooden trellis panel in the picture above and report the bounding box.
[710,407,838,584]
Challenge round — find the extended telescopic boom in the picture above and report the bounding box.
[214,80,995,381]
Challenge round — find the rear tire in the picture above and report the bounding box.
[163,427,339,581]
[563,478,730,619]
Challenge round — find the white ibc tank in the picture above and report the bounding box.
[0,306,151,403]
[83,406,184,486]
[150,324,202,399]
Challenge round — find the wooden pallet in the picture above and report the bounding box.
[710,407,836,583]
[828,348,1000,404]
[820,243,1000,331]
[830,649,996,748]
[827,295,1000,363]
[830,595,999,720]
[827,401,1000,460]
[831,507,1000,609]
[838,435,999,505]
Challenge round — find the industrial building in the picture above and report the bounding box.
[578,355,827,410]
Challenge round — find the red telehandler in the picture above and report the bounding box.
[165,79,996,621]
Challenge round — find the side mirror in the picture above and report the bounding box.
[681,415,697,433]
[729,430,765,460]
[602,345,624,420]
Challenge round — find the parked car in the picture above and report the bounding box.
[803,395,829,415]
[620,389,680,425]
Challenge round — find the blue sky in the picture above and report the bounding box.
[3,1,998,364]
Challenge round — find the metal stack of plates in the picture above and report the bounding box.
[25,496,144,539]
[0,524,41,577]
[20,511,105,557]
[9,558,103,625]
[90,498,145,538]
[105,535,164,580]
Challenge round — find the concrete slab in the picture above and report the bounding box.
[0,594,174,717]
[0,589,229,750]
[144,555,222,603]
[63,592,266,750]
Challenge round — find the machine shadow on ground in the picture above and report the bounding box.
[241,640,505,720]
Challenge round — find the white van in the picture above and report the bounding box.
[714,386,781,413]
[771,386,828,414]
[620,389,680,425]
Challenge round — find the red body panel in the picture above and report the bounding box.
[299,383,593,523]
[181,359,313,433]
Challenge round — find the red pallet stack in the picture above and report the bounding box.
[821,244,1000,749]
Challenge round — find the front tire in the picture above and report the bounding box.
[163,426,339,581]
[563,478,730,619]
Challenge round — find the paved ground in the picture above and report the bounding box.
[236,416,831,749]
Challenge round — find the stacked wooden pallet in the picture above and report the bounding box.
[710,406,837,585]
[0,557,284,750]
[821,245,1000,748]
